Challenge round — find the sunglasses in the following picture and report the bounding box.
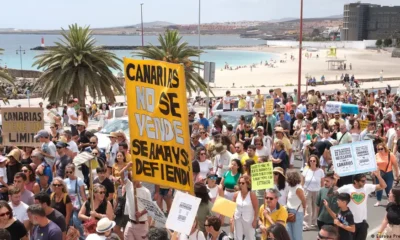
[309,160,316,163]
[200,153,206,156]
[65,171,73,174]
[208,176,218,180]
[53,184,62,187]
[0,212,10,217]
[97,191,106,194]
[56,146,63,149]
[265,197,275,200]
[378,148,384,151]
[21,169,29,173]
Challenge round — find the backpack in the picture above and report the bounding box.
[218,231,227,240]
[50,192,68,205]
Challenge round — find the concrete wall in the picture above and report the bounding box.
[266,40,377,49]
[0,68,42,78]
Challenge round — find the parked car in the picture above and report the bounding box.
[95,117,129,150]
[109,106,127,120]
[208,111,254,133]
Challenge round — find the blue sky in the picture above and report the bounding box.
[0,0,398,29]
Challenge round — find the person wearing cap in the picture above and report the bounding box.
[67,99,79,138]
[55,140,71,179]
[28,204,63,239]
[198,110,210,131]
[120,162,151,240]
[86,217,118,240]
[35,129,57,169]
[258,188,288,239]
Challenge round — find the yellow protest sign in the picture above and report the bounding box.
[359,120,369,131]
[211,196,237,217]
[265,99,274,115]
[1,108,44,147]
[251,162,274,190]
[124,58,193,194]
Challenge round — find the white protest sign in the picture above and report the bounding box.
[166,191,201,235]
[137,196,167,225]
[330,140,377,177]
[325,101,342,114]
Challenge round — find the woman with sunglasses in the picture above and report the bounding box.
[49,123,60,144]
[78,184,113,234]
[233,175,258,240]
[0,201,28,240]
[64,163,87,239]
[220,159,242,201]
[50,177,72,225]
[196,148,213,181]
[374,143,400,207]
[206,173,223,203]
[273,167,288,206]
[21,165,38,193]
[199,130,210,149]
[302,155,325,231]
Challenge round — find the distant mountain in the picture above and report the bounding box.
[108,21,176,29]
[268,18,297,23]
[268,14,343,23]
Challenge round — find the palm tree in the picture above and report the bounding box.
[0,48,15,97]
[32,24,124,105]
[135,29,209,95]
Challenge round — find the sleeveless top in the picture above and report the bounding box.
[351,133,360,142]
[25,181,35,192]
[85,199,108,220]
[207,185,219,203]
[234,191,254,222]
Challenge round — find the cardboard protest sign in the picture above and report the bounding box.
[330,140,376,177]
[212,196,237,217]
[251,162,274,190]
[124,59,193,193]
[264,99,274,115]
[325,101,341,114]
[359,120,369,131]
[274,88,282,97]
[1,108,44,147]
[166,191,201,235]
[137,196,166,225]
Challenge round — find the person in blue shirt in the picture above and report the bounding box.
[275,105,291,122]
[198,110,210,131]
[31,151,53,185]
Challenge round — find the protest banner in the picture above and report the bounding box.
[212,196,237,217]
[325,101,342,114]
[137,196,167,225]
[124,59,193,193]
[1,108,44,147]
[330,140,376,177]
[359,120,369,131]
[265,99,274,115]
[251,162,274,190]
[274,88,282,97]
[166,191,201,235]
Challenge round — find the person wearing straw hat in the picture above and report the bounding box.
[273,167,288,206]
[5,149,22,186]
[213,143,232,184]
[86,217,117,240]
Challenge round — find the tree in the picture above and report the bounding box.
[383,38,393,47]
[0,48,15,97]
[32,24,123,105]
[311,29,320,38]
[376,39,383,47]
[135,29,209,95]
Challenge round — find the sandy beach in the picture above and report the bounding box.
[213,46,400,89]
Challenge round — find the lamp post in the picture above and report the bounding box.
[141,3,144,47]
[297,0,304,104]
[16,46,25,78]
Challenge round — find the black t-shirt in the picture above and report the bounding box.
[78,130,90,151]
[312,141,332,158]
[6,163,22,185]
[47,209,67,232]
[93,177,115,199]
[337,209,354,240]
[6,219,27,240]
[386,202,400,225]
[239,129,254,149]
[50,193,72,217]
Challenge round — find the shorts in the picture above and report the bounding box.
[159,188,174,197]
[71,125,78,136]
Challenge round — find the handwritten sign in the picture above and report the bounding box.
[1,108,44,147]
[274,88,282,97]
[124,59,193,193]
[137,196,167,225]
[359,120,369,131]
[212,196,237,217]
[325,101,342,114]
[166,191,201,235]
[265,99,274,115]
[251,162,274,190]
[330,140,376,177]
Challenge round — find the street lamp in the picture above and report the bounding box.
[16,46,25,78]
[297,0,304,104]
[141,3,144,47]
[198,0,201,68]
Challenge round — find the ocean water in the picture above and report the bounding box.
[0,34,274,70]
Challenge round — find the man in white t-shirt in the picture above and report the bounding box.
[246,91,253,111]
[222,90,234,112]
[8,186,29,231]
[61,130,79,158]
[337,170,386,240]
[67,99,79,138]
